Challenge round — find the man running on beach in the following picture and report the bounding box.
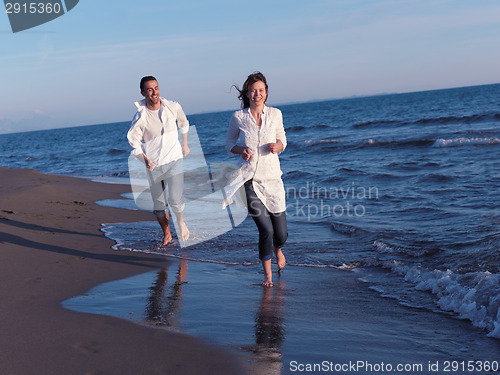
[127,76,190,245]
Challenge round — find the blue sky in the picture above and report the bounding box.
[1,0,500,133]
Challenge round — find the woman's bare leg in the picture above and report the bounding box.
[261,259,273,287]
[274,246,286,271]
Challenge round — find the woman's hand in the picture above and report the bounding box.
[231,145,252,161]
[268,139,284,154]
[241,147,252,161]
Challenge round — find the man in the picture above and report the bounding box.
[127,76,190,245]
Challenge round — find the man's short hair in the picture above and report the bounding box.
[140,76,157,93]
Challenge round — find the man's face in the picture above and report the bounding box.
[141,80,160,108]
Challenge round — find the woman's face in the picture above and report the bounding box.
[247,80,267,108]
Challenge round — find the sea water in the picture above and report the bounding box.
[1,83,499,340]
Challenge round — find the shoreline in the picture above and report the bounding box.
[0,167,246,375]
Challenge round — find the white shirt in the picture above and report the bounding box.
[224,106,287,213]
[127,98,189,166]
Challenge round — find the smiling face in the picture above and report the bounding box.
[141,80,160,109]
[246,80,267,109]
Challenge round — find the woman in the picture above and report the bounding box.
[225,72,288,287]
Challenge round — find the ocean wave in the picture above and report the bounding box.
[352,113,500,129]
[414,113,500,126]
[362,138,435,149]
[339,167,368,175]
[287,124,330,132]
[99,171,130,177]
[287,125,306,132]
[285,170,318,179]
[304,138,340,146]
[373,240,438,258]
[331,222,369,237]
[370,240,500,339]
[417,173,456,183]
[107,148,127,155]
[353,120,400,128]
[405,267,500,339]
[433,137,500,147]
[305,135,497,151]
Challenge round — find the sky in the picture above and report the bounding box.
[1,0,500,133]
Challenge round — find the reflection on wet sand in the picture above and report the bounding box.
[145,259,188,327]
[249,279,286,375]
[144,260,286,375]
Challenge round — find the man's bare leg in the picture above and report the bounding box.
[261,259,273,287]
[174,211,190,241]
[156,214,172,246]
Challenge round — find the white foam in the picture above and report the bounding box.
[386,261,500,338]
[433,137,500,147]
[370,240,500,338]
[304,139,339,145]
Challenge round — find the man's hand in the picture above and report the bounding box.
[141,154,157,170]
[181,132,190,157]
[145,158,157,171]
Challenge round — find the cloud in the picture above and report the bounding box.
[0,112,54,134]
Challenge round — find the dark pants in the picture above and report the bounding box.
[244,180,288,261]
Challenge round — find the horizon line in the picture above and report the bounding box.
[1,81,499,136]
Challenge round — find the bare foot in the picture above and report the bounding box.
[274,247,286,271]
[178,220,190,241]
[261,259,273,287]
[261,280,274,287]
[161,232,172,246]
[157,215,172,246]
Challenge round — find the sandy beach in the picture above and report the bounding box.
[3,167,500,375]
[0,167,245,375]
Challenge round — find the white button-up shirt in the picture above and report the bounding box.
[127,98,189,166]
[224,106,287,213]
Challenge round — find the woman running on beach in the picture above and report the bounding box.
[224,72,288,287]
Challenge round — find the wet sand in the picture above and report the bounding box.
[65,259,500,375]
[0,167,245,375]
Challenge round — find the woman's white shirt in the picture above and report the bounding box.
[224,106,287,213]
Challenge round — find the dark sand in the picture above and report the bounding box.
[0,167,245,375]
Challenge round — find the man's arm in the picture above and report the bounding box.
[181,132,190,157]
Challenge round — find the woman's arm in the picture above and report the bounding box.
[230,145,252,161]
[268,139,284,154]
[268,109,286,154]
[226,112,252,161]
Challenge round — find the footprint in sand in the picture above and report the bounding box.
[74,341,101,355]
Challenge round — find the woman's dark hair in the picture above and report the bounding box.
[234,72,268,109]
[140,76,157,93]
